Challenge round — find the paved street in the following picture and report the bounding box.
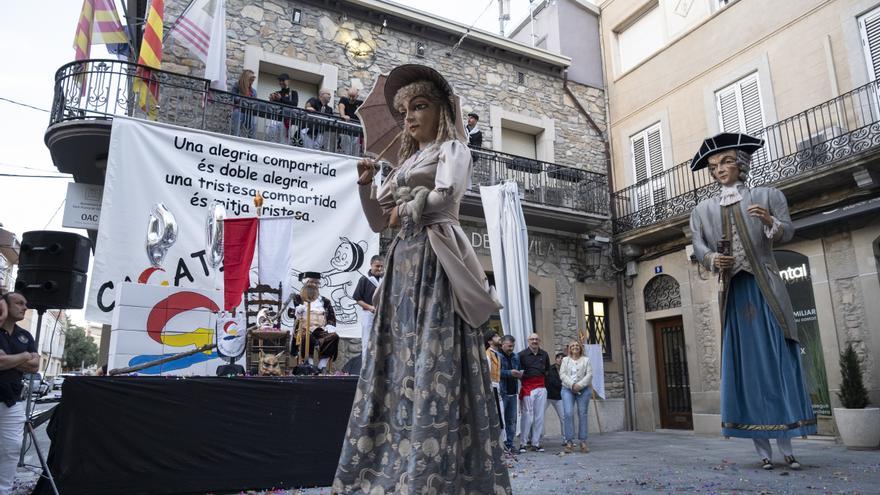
[14,426,879,494]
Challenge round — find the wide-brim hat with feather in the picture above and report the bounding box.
[382,64,467,141]
[690,132,765,171]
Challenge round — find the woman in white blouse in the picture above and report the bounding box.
[560,341,593,453]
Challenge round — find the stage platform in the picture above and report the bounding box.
[34,375,357,495]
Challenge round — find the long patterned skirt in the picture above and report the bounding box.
[333,229,512,495]
[720,271,817,439]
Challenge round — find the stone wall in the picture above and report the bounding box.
[162,0,607,173]
[823,230,874,390]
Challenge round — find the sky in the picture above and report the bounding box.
[0,0,563,324]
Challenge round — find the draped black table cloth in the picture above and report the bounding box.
[34,375,357,495]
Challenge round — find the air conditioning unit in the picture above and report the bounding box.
[796,126,847,152]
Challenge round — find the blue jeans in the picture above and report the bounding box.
[501,394,518,450]
[231,109,255,138]
[562,386,591,443]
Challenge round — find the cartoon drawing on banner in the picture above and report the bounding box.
[280,237,368,326]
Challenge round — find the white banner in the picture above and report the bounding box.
[89,117,378,340]
[585,344,605,399]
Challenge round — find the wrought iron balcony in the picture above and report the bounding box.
[612,79,880,235]
[49,59,608,217]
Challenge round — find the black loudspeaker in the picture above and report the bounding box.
[19,231,91,273]
[14,269,88,310]
[15,231,91,310]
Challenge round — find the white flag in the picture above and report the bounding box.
[172,0,227,90]
[585,344,606,399]
[258,216,296,289]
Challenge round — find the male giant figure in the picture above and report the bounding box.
[689,133,816,470]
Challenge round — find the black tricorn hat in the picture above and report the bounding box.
[690,133,765,171]
[297,271,322,281]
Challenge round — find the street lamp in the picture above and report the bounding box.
[577,234,605,282]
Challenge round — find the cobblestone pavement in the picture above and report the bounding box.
[15,430,880,494]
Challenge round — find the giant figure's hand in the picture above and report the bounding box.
[714,255,735,270]
[747,204,774,227]
[357,158,377,185]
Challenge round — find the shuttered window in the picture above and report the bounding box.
[715,72,765,135]
[630,123,666,209]
[859,7,880,81]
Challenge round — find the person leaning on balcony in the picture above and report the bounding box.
[337,87,363,155]
[302,88,334,150]
[230,69,257,139]
[269,73,299,143]
[466,112,482,148]
[689,132,816,471]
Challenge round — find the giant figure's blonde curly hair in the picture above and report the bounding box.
[392,80,457,163]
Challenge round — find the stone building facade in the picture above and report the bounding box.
[149,0,624,431]
[162,0,607,173]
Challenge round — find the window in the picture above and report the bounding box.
[616,4,664,73]
[501,127,537,159]
[859,6,880,81]
[583,297,611,360]
[630,123,666,210]
[716,72,765,135]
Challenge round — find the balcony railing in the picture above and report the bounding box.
[50,59,608,216]
[612,79,880,234]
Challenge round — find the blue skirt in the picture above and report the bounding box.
[720,272,817,439]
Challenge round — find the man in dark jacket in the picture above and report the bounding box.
[498,335,522,453]
[547,352,564,442]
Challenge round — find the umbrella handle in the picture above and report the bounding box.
[374,134,401,163]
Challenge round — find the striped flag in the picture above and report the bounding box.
[133,0,165,120]
[171,0,227,90]
[73,0,127,60]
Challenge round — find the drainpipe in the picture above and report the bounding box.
[562,71,637,431]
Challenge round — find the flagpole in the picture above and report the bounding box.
[162,0,198,43]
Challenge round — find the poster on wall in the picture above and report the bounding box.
[88,117,378,339]
[774,250,831,416]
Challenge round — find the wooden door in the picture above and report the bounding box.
[653,317,693,429]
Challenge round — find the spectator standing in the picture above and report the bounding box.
[269,73,299,143]
[498,335,522,454]
[0,293,39,495]
[561,341,593,454]
[484,330,504,442]
[518,332,550,452]
[230,69,257,138]
[352,255,384,358]
[302,88,334,149]
[466,112,483,147]
[547,352,565,442]
[337,87,363,155]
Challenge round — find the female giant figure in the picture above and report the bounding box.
[333,65,512,494]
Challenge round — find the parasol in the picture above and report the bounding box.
[356,66,468,166]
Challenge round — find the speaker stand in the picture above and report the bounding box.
[17,308,60,495]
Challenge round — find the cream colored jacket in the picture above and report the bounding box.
[560,356,592,392]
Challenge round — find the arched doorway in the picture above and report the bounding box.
[644,275,692,429]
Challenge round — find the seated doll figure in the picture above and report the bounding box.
[290,271,339,370]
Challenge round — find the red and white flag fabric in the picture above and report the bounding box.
[257,216,296,289]
[171,0,228,90]
[223,217,258,311]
